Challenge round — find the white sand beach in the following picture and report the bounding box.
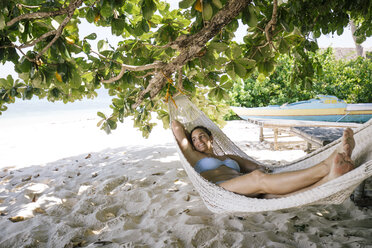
[0,106,371,247]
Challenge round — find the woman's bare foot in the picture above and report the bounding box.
[341,128,355,157]
[327,152,354,181]
[322,128,355,174]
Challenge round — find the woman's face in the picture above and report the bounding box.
[191,128,213,153]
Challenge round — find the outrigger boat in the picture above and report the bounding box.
[231,95,372,123]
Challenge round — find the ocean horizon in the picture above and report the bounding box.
[0,88,112,120]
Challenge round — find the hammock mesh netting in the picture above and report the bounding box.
[169,95,372,213]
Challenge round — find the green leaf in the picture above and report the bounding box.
[257,73,266,82]
[336,26,344,36]
[278,38,290,53]
[179,0,195,9]
[220,81,233,90]
[83,41,91,53]
[82,71,94,82]
[247,5,258,27]
[264,60,275,75]
[0,14,5,30]
[86,8,95,23]
[56,40,71,59]
[142,0,156,20]
[259,45,272,57]
[7,48,19,63]
[97,111,107,119]
[100,1,113,18]
[134,21,144,36]
[220,75,229,83]
[212,0,223,9]
[257,61,265,74]
[141,19,149,33]
[103,123,111,134]
[112,18,126,35]
[107,119,117,129]
[0,78,8,87]
[97,40,110,52]
[208,87,228,101]
[97,119,104,127]
[15,57,32,73]
[231,45,242,60]
[226,61,236,79]
[203,3,213,21]
[233,61,246,78]
[71,69,82,88]
[226,19,238,32]
[356,36,366,44]
[209,42,228,53]
[84,33,97,40]
[216,57,228,68]
[235,58,256,69]
[7,75,14,86]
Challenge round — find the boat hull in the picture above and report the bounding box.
[231,111,372,123]
[231,96,372,123]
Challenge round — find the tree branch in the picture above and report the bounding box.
[35,0,83,60]
[132,0,251,109]
[68,41,166,81]
[134,71,156,79]
[101,66,126,84]
[35,12,74,60]
[16,4,41,9]
[177,67,183,89]
[0,43,35,62]
[264,0,278,49]
[19,30,57,49]
[7,0,83,27]
[101,61,165,83]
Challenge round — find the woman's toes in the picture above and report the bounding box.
[341,128,355,156]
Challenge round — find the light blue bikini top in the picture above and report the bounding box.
[194,157,240,174]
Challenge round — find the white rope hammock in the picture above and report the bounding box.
[168,95,372,213]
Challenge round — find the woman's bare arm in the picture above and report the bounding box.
[228,155,263,173]
[172,120,204,166]
[171,120,193,154]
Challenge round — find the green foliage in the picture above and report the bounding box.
[229,49,372,110]
[312,49,372,103]
[0,0,371,137]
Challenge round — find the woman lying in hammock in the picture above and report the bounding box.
[172,120,356,198]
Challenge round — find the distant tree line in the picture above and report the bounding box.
[229,48,372,109]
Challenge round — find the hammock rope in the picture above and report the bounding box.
[168,95,372,213]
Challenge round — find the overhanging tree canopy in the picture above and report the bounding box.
[0,0,371,136]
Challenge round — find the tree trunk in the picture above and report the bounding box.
[132,0,250,108]
[350,20,364,57]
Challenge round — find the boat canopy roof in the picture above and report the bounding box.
[316,95,345,103]
[281,95,346,108]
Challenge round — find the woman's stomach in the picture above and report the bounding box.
[200,165,241,183]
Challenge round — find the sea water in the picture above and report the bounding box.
[0,88,111,121]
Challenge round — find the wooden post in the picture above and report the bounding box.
[306,142,312,153]
[274,128,278,150]
[259,127,264,142]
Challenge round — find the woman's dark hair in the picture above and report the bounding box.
[190,126,212,137]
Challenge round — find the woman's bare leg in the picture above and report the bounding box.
[219,128,355,196]
[265,152,354,198]
[219,159,328,195]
